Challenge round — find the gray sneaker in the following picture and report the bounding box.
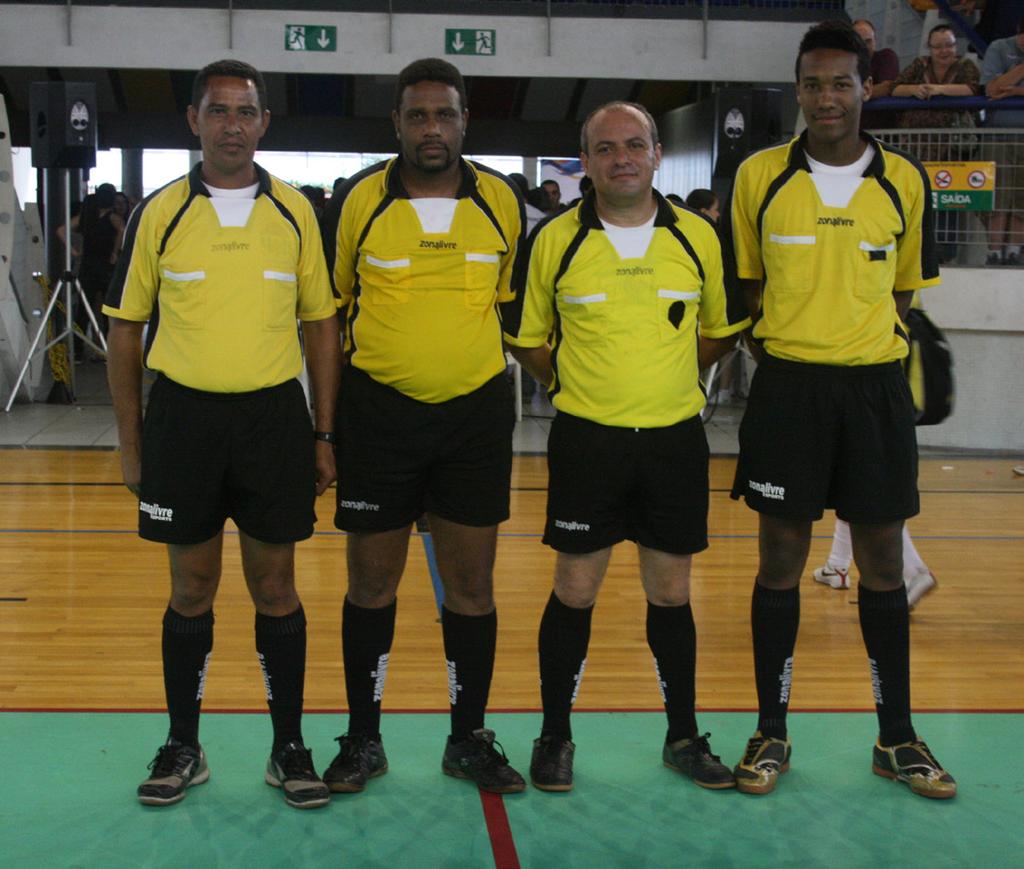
[137,739,209,806]
[663,733,735,789]
[442,728,526,794]
[265,741,330,809]
[323,733,388,793]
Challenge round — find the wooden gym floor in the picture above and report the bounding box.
[1,449,1022,867]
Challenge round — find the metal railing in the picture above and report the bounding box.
[870,127,1024,267]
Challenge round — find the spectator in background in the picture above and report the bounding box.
[300,184,326,222]
[78,183,125,343]
[509,172,547,234]
[561,175,593,210]
[976,0,1022,43]
[527,185,552,216]
[113,191,132,220]
[981,15,1024,266]
[541,178,562,213]
[892,24,981,262]
[891,24,981,127]
[684,188,720,223]
[853,18,901,128]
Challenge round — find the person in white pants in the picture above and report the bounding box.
[813,519,937,608]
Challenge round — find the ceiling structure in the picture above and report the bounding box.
[0,65,710,156]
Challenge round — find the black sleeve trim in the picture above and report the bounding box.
[501,210,557,339]
[718,178,753,328]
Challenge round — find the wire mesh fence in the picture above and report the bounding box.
[871,127,1024,267]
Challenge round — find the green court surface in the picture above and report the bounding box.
[1,711,1020,868]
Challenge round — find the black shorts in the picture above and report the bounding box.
[544,412,709,556]
[731,355,919,523]
[140,376,316,545]
[334,366,514,532]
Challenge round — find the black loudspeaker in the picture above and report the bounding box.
[712,88,782,182]
[29,82,98,169]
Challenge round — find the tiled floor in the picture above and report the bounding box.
[1,363,744,454]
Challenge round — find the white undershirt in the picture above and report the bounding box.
[804,144,875,209]
[600,213,657,260]
[410,198,459,234]
[203,181,259,227]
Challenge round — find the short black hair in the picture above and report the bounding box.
[394,58,467,112]
[94,183,116,209]
[580,101,659,153]
[685,188,718,212]
[508,172,530,197]
[192,59,267,111]
[795,20,871,84]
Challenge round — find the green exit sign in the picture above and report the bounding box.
[285,24,337,52]
[445,29,496,56]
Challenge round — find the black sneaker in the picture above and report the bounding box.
[442,728,526,794]
[137,739,209,806]
[265,741,330,809]
[663,733,735,790]
[322,733,388,793]
[872,739,956,799]
[530,734,575,792]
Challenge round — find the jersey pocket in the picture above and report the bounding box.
[558,292,609,339]
[765,234,816,295]
[159,268,206,330]
[263,270,298,332]
[657,288,700,342]
[855,241,896,301]
[362,254,411,304]
[464,251,500,310]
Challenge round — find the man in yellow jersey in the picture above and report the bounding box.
[504,102,749,792]
[104,60,340,810]
[320,58,525,794]
[725,21,956,799]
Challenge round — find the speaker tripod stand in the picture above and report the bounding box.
[4,169,107,413]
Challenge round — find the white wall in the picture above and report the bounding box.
[1,5,812,82]
[918,270,1024,452]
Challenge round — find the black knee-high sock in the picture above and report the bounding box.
[162,607,214,750]
[342,597,397,738]
[646,601,699,743]
[538,591,593,740]
[442,607,496,740]
[751,583,800,739]
[858,585,915,746]
[255,606,307,751]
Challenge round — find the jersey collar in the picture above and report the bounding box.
[577,188,679,230]
[384,156,476,199]
[187,162,273,197]
[788,130,886,178]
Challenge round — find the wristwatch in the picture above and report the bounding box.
[314,430,336,444]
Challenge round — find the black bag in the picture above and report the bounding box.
[904,308,954,426]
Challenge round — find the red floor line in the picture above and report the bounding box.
[479,790,520,869]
